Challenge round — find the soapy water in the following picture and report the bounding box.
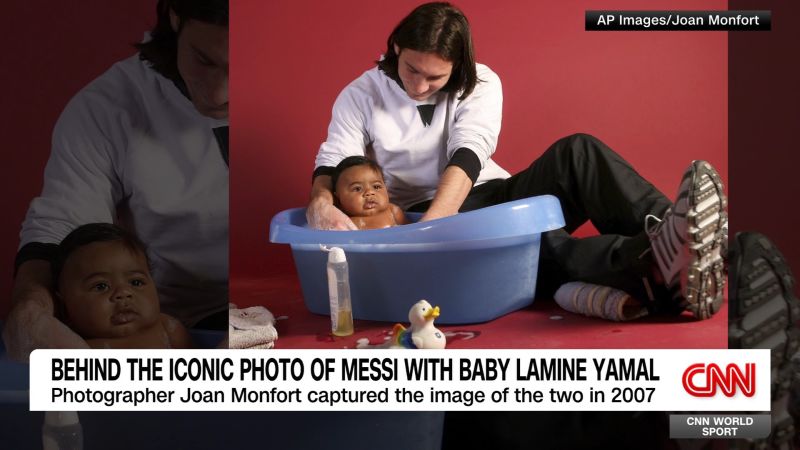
[355,330,479,349]
[2,311,89,362]
[162,316,182,348]
[164,316,179,332]
[306,202,357,231]
[272,196,565,325]
[355,336,399,349]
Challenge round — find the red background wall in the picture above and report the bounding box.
[230,0,728,282]
[0,1,156,318]
[0,1,729,315]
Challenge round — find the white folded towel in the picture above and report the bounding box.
[228,305,278,349]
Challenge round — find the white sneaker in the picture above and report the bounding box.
[647,160,727,319]
[729,232,800,448]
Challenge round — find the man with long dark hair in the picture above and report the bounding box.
[309,2,726,321]
[308,3,798,448]
[4,0,229,360]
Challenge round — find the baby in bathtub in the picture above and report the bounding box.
[52,223,192,349]
[332,156,409,230]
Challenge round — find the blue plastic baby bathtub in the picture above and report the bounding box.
[269,195,565,324]
[0,326,443,450]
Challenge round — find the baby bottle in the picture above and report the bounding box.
[327,247,354,336]
[42,411,83,450]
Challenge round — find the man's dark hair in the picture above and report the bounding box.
[377,2,478,100]
[135,0,229,82]
[52,223,149,292]
[331,156,385,193]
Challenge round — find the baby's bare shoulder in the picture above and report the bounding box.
[390,203,409,225]
[161,314,194,349]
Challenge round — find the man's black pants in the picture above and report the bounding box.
[411,133,672,302]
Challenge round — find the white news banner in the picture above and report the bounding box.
[30,349,770,412]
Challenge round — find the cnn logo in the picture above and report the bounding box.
[682,363,756,397]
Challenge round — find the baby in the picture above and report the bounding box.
[52,223,192,349]
[332,156,409,229]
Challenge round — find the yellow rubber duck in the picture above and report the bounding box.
[392,299,446,349]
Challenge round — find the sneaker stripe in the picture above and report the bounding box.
[741,293,787,331]
[751,269,778,291]
[729,231,800,434]
[653,236,678,285]
[648,160,727,319]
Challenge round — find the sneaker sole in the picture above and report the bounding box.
[682,161,728,320]
[729,233,800,449]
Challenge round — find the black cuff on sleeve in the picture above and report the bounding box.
[312,166,336,183]
[446,148,481,184]
[14,242,58,276]
[212,126,229,167]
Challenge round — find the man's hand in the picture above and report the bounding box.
[307,174,358,230]
[3,308,89,361]
[3,260,88,362]
[420,165,472,222]
[419,208,457,222]
[306,198,358,230]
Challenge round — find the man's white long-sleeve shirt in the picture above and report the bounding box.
[20,55,229,326]
[315,64,510,210]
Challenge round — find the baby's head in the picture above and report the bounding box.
[53,223,160,339]
[332,156,390,217]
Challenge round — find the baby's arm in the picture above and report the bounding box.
[391,203,409,225]
[161,314,193,349]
